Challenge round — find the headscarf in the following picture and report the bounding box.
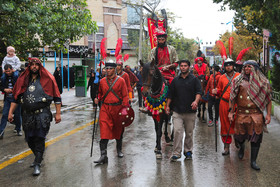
[230,63,272,111]
[13,58,61,100]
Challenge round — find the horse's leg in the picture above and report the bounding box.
[153,118,163,159]
[163,113,171,143]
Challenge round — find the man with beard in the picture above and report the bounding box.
[94,60,129,164]
[212,58,240,156]
[8,58,61,176]
[150,31,179,85]
[166,60,202,161]
[229,60,272,170]
[193,57,210,81]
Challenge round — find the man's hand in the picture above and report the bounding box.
[191,101,198,110]
[165,106,170,115]
[8,113,14,122]
[94,98,99,105]
[265,114,271,125]
[55,113,61,124]
[212,88,217,95]
[4,88,13,94]
[228,112,234,123]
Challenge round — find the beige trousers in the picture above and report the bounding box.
[172,112,196,156]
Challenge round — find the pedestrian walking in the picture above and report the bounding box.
[205,64,221,126]
[212,58,240,155]
[166,60,202,161]
[87,70,99,108]
[94,60,130,164]
[229,60,272,170]
[8,58,61,176]
[0,64,22,139]
[53,67,63,94]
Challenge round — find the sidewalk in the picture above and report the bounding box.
[0,88,92,114]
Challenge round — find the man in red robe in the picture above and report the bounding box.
[150,31,179,85]
[193,57,210,81]
[213,58,240,155]
[94,60,129,164]
[116,59,133,102]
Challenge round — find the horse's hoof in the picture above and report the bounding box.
[154,147,158,153]
[165,136,171,143]
[156,151,162,159]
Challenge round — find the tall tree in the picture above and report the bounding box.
[213,0,280,49]
[0,0,98,60]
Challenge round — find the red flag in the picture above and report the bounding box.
[236,47,252,63]
[147,18,166,49]
[100,38,107,60]
[115,38,123,57]
[123,54,129,62]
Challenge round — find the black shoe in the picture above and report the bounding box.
[251,161,260,170]
[94,155,108,164]
[222,144,230,156]
[184,151,192,160]
[117,151,124,158]
[33,164,41,176]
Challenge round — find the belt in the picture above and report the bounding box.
[237,108,261,114]
[102,102,121,106]
[221,97,229,103]
[24,107,49,115]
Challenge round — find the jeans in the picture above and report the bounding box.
[0,97,22,133]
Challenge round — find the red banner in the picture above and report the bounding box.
[147,18,166,49]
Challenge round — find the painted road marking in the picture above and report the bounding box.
[0,120,97,170]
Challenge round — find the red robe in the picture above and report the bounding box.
[216,73,240,140]
[193,63,210,80]
[98,76,129,139]
[118,71,132,93]
[205,72,221,97]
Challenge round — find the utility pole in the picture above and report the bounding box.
[138,4,143,62]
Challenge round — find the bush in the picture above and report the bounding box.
[271,54,280,91]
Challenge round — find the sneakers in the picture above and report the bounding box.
[17,131,23,136]
[184,151,192,160]
[171,155,181,162]
[208,120,214,127]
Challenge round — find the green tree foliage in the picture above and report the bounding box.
[167,28,197,62]
[271,54,280,91]
[0,0,98,60]
[213,0,280,49]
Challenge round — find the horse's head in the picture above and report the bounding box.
[140,59,157,97]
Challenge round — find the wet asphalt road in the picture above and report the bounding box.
[0,102,279,187]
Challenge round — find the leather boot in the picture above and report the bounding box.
[33,164,41,176]
[116,139,124,158]
[33,152,43,176]
[222,143,230,156]
[238,141,245,159]
[250,146,260,170]
[94,140,108,164]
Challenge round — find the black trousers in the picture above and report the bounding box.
[208,96,220,121]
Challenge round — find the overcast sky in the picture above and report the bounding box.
[160,0,235,45]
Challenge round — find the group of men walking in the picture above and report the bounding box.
[0,32,273,177]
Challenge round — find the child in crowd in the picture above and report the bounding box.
[2,46,21,74]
